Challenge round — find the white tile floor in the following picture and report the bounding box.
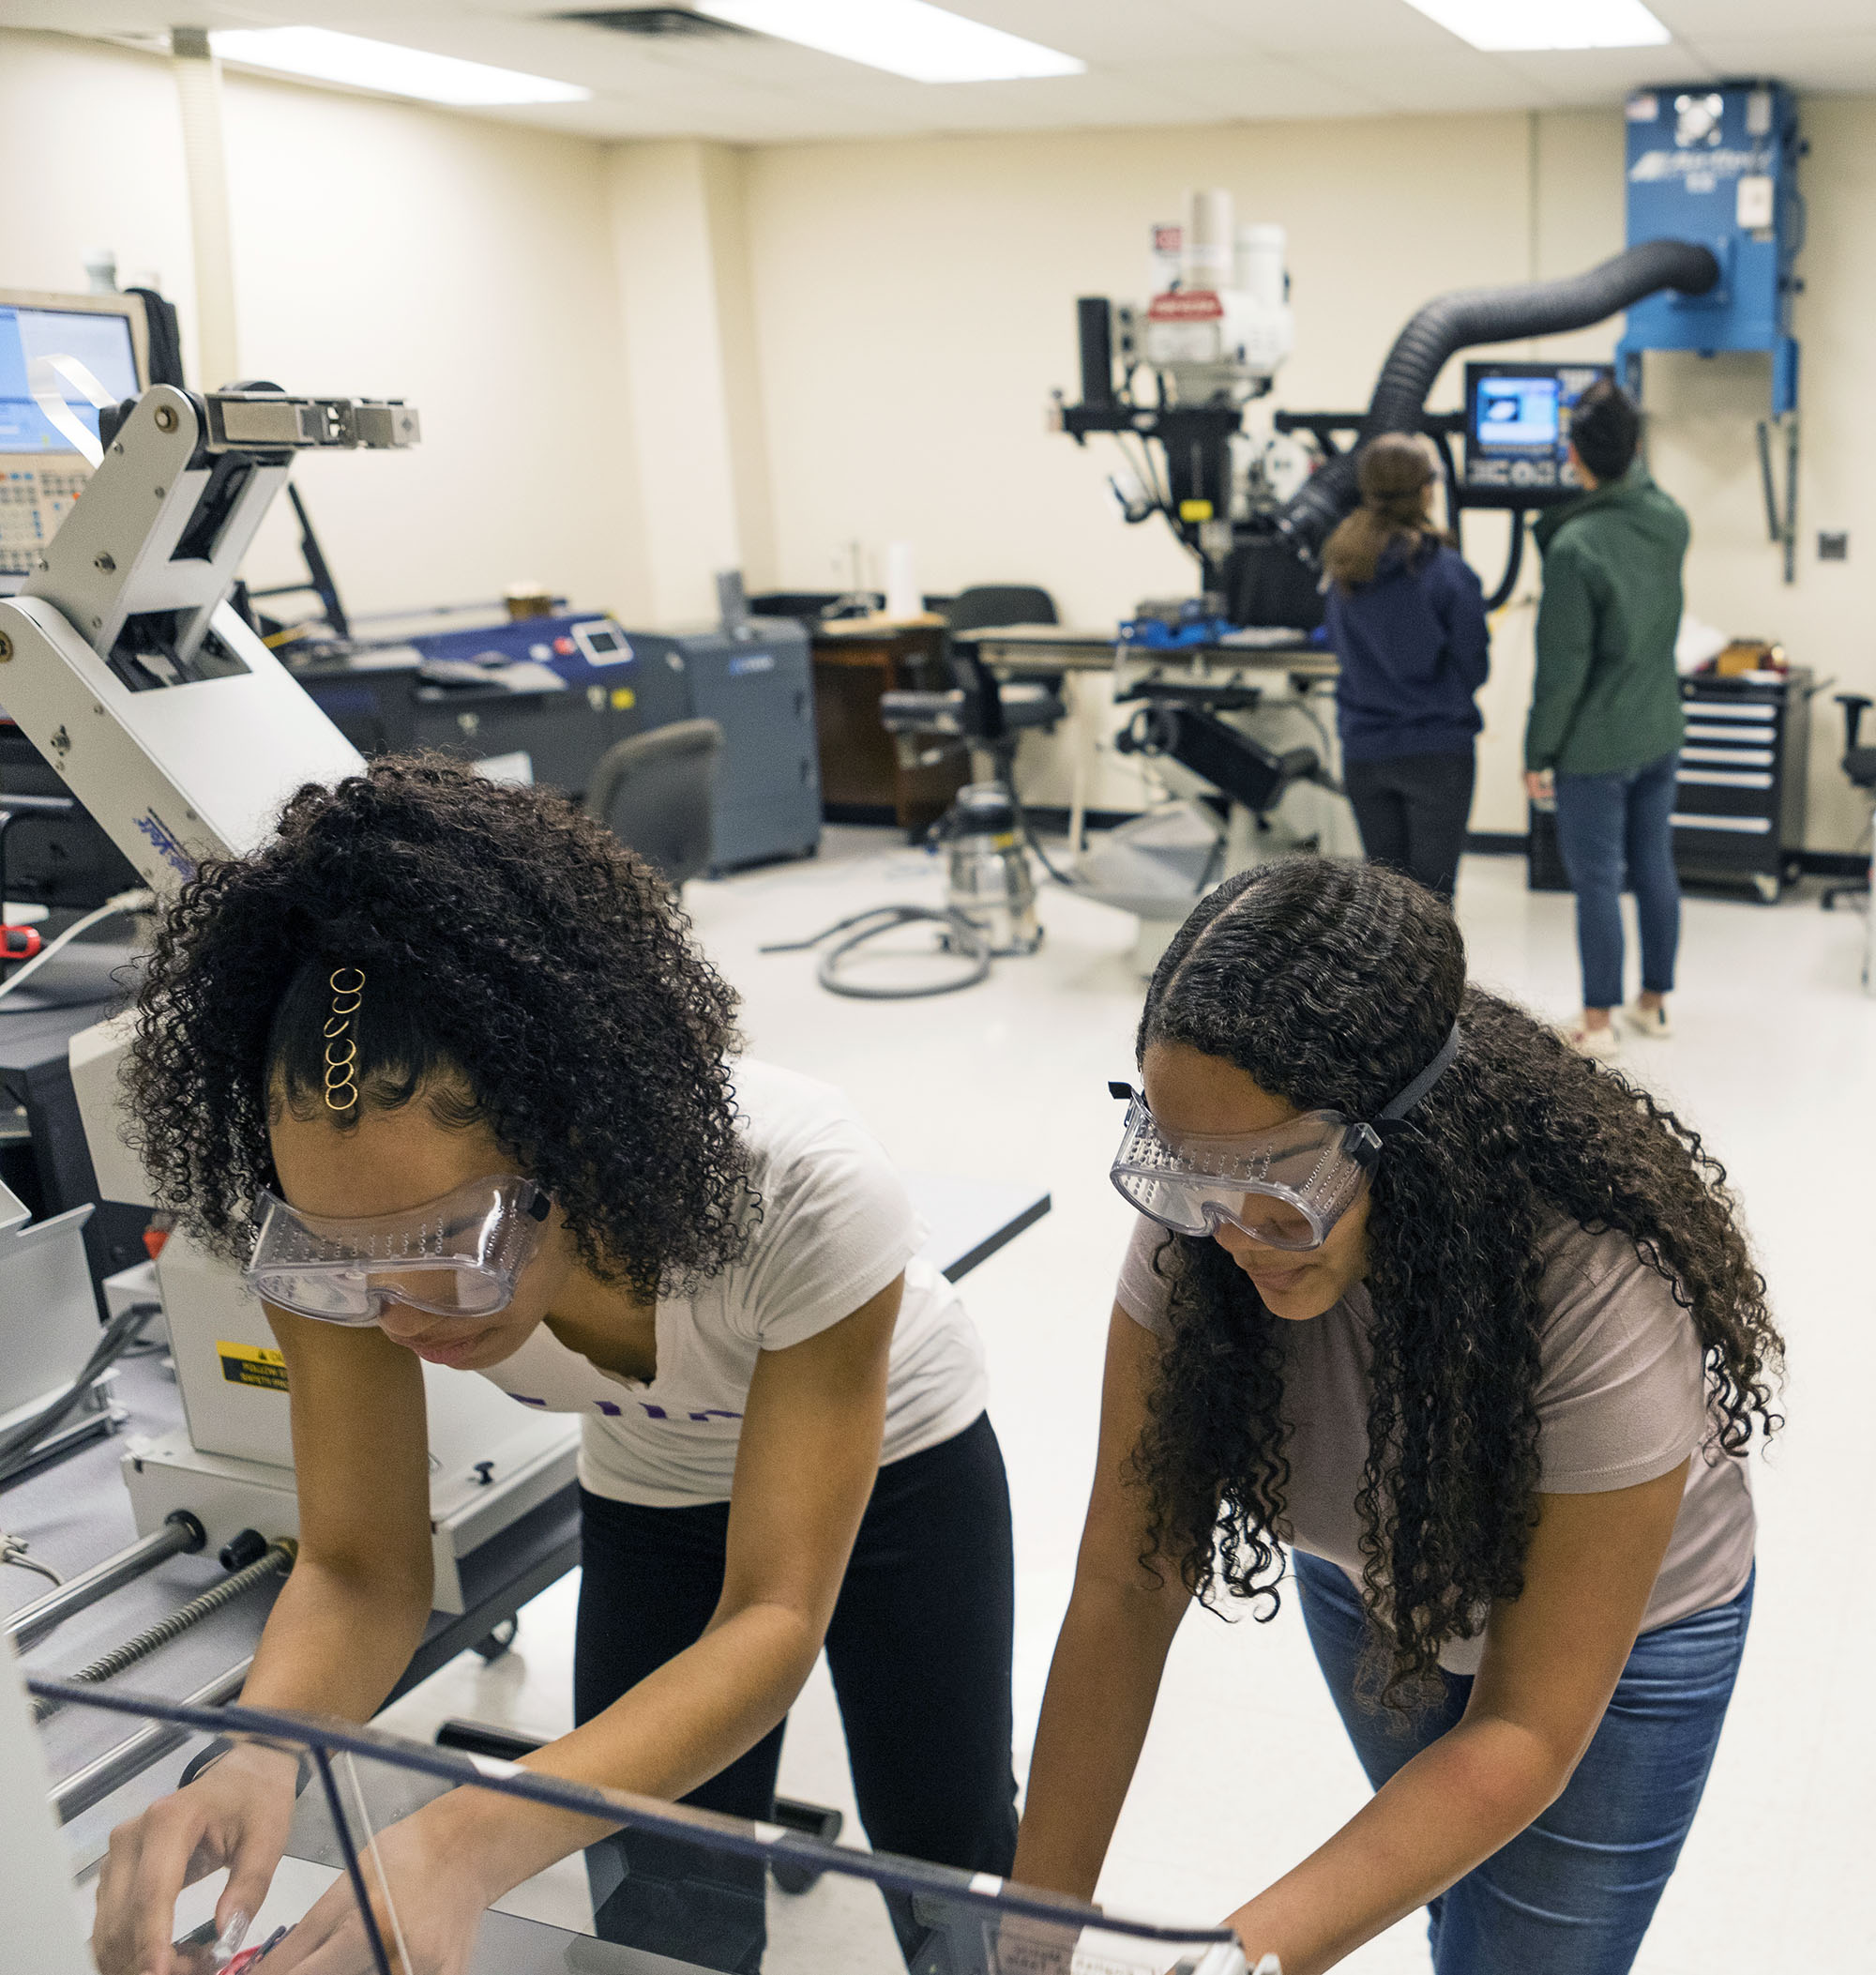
[375,828,1876,1971]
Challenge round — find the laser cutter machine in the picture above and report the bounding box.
[0,380,578,1614]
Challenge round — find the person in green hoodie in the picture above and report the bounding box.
[1523,382,1687,1059]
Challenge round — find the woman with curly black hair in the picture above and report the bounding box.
[89,755,1015,1975]
[1014,856,1779,1975]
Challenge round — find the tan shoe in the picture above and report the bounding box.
[1564,1018,1621,1060]
[1625,999,1673,1039]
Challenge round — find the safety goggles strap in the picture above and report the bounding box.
[1373,1022,1461,1135]
[1107,1021,1458,1132]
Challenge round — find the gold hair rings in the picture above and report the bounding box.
[323,966,366,1112]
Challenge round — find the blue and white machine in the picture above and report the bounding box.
[1617,81,1804,416]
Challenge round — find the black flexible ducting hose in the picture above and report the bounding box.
[1275,238,1720,565]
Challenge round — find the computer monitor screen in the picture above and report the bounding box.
[0,291,148,582]
[0,304,140,453]
[1462,361,1612,505]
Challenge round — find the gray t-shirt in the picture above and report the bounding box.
[1116,1214,1754,1674]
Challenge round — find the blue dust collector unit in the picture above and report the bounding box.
[1616,81,1804,415]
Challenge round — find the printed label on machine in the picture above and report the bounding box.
[219,1339,289,1392]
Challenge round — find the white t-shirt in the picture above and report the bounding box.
[476,1059,989,1507]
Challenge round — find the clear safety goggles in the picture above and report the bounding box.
[243,1174,552,1325]
[1109,1025,1460,1253]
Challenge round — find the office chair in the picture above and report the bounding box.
[878,641,1065,792]
[583,719,723,888]
[885,585,1067,789]
[1822,693,1876,912]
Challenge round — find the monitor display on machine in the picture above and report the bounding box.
[1462,360,1612,504]
[0,305,140,452]
[0,290,148,583]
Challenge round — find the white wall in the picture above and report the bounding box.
[0,30,649,625]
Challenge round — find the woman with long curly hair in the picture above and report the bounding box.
[90,755,1015,1975]
[1014,856,1779,1975]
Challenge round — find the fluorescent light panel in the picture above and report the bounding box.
[1402,0,1671,51]
[208,27,592,105]
[694,0,1084,83]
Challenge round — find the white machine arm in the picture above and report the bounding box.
[0,385,415,892]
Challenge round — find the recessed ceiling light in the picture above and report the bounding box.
[1401,0,1671,51]
[692,0,1084,83]
[208,27,593,105]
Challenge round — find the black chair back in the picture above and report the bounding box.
[945,586,1058,634]
[584,720,723,888]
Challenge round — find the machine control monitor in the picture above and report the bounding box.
[1461,360,1612,507]
[0,289,149,583]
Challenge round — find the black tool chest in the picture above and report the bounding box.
[1670,668,1810,900]
[1527,666,1812,903]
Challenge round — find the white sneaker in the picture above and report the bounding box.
[1564,1018,1621,1060]
[1624,999,1673,1039]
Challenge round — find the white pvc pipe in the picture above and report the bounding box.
[172,28,241,389]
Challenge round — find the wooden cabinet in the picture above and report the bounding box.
[810,621,969,832]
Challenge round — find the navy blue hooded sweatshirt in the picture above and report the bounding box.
[1323,539,1490,763]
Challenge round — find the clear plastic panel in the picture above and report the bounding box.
[39,1680,1251,1975]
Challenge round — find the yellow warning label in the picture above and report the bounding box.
[610,686,637,710]
[219,1339,288,1392]
[1178,498,1214,523]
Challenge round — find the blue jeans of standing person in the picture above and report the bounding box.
[1294,1550,1753,1975]
[1551,751,1682,1011]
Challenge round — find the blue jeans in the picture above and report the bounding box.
[1294,1551,1753,1975]
[1551,751,1681,1011]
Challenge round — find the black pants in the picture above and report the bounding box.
[574,1413,1018,1966]
[1343,748,1476,900]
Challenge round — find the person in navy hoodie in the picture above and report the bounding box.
[1321,434,1491,899]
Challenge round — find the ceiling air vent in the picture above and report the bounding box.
[554,8,749,36]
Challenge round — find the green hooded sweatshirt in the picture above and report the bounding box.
[1524,464,1689,776]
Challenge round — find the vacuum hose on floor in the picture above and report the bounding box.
[1274,238,1720,564]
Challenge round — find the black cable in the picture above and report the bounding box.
[0,1299,160,1481]
[1006,775,1079,888]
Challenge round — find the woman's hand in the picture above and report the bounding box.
[1524,767,1554,801]
[264,1791,507,1975]
[92,1744,302,1975]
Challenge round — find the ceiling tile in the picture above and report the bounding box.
[1651,0,1876,34]
[1130,57,1388,122]
[1290,47,1555,115]
[1181,0,1474,58]
[1487,44,1721,101]
[928,0,1266,64]
[905,70,1234,135]
[1677,33,1876,95]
